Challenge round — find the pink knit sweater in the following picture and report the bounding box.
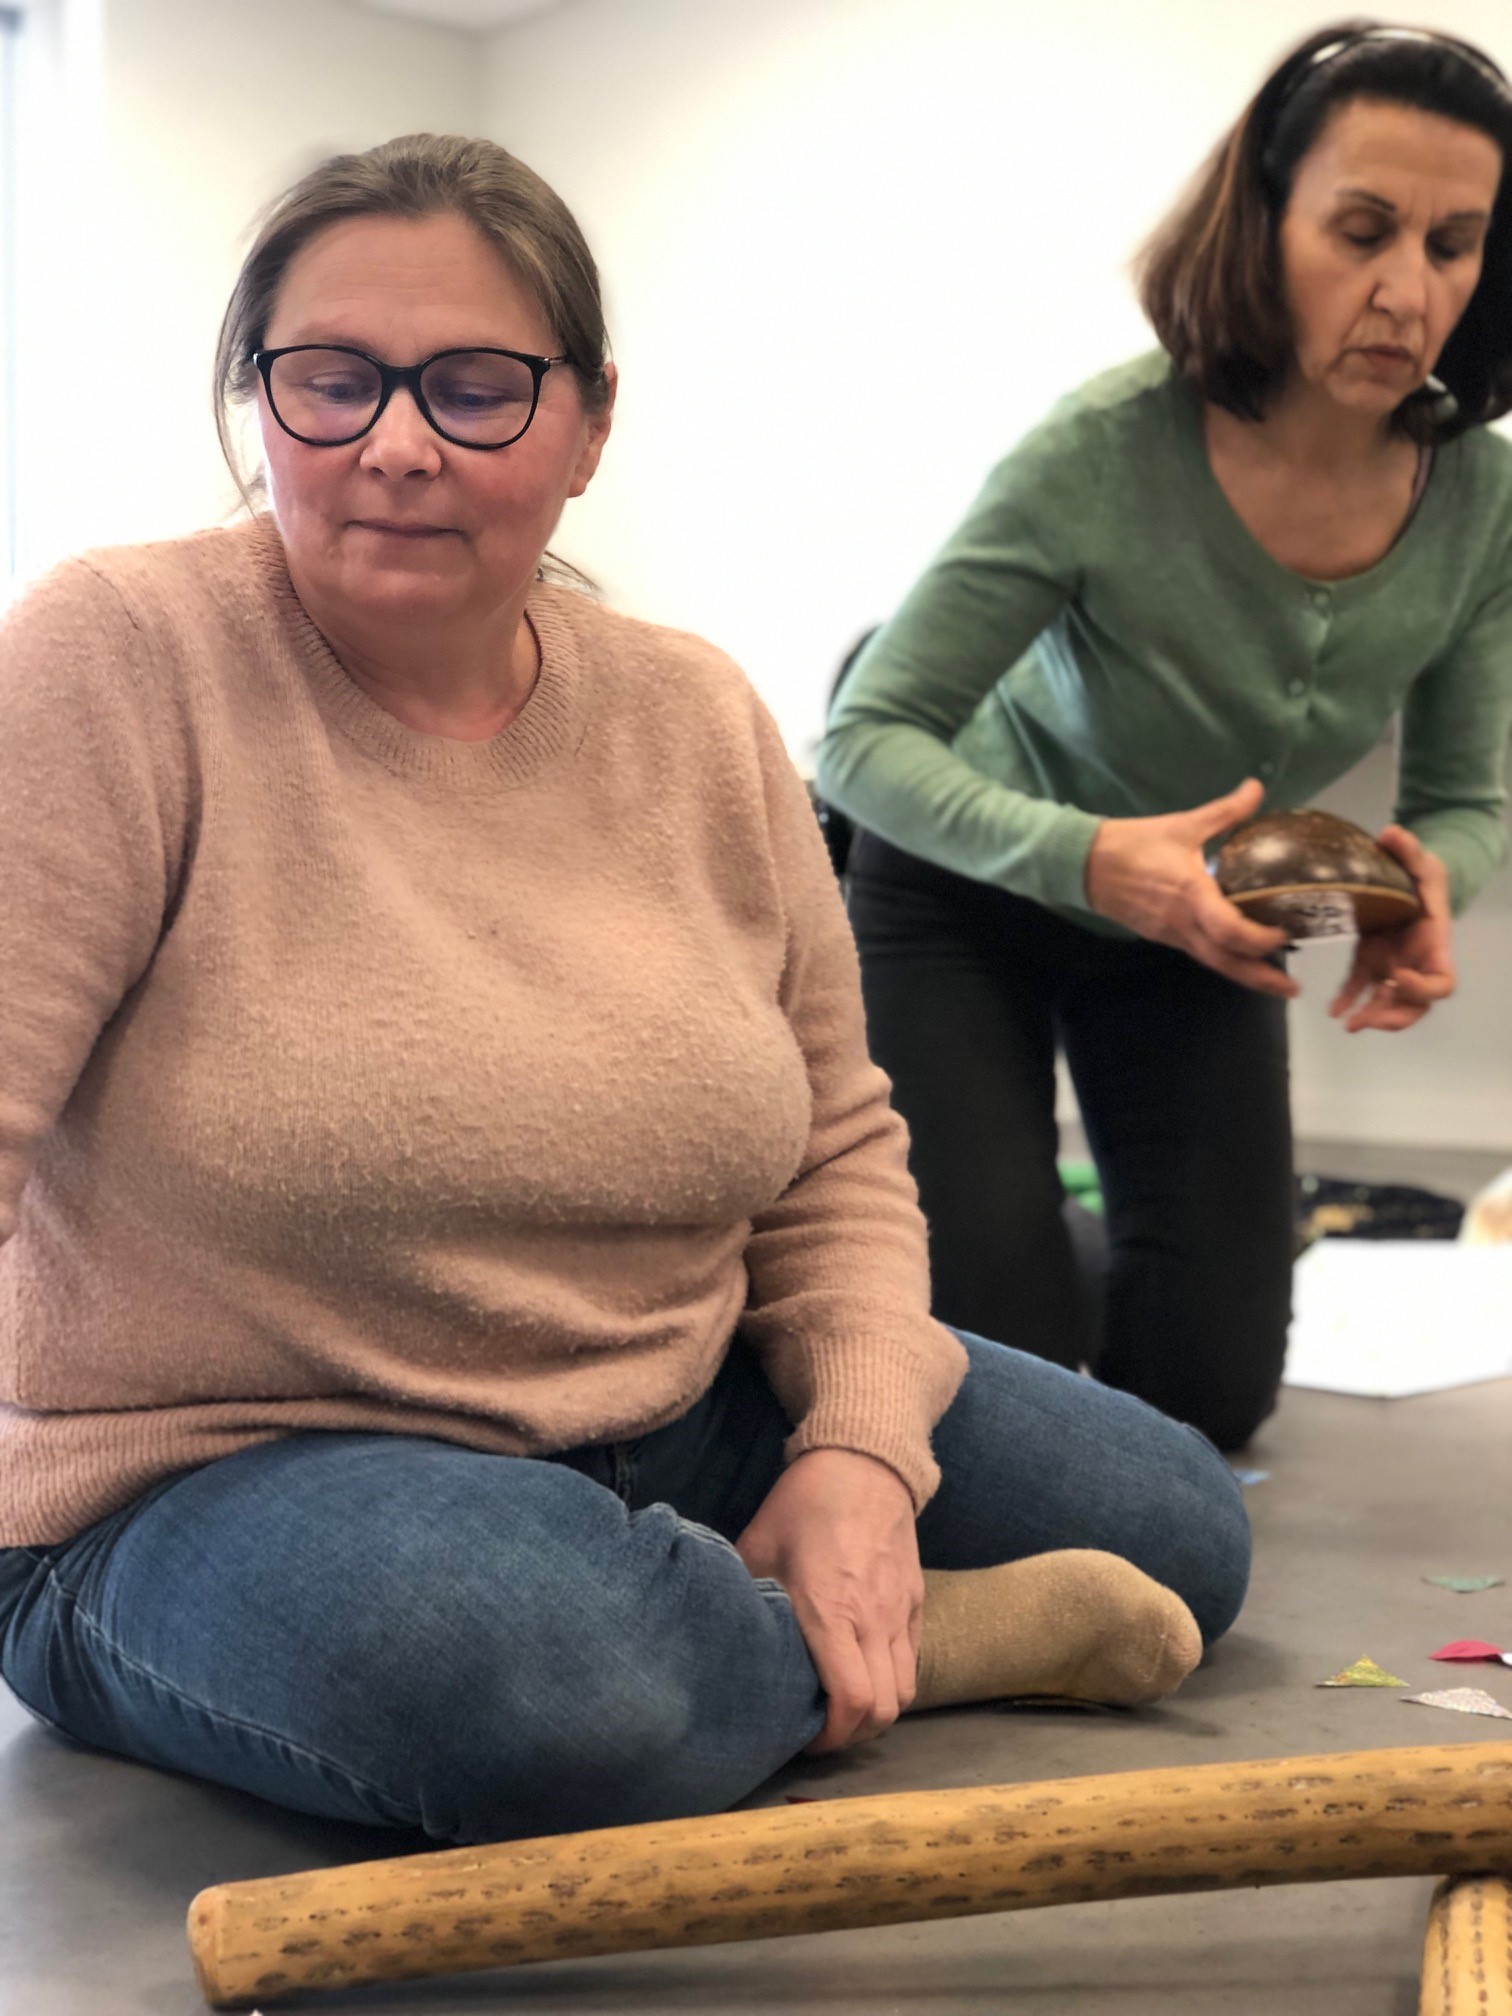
[0,518,965,1546]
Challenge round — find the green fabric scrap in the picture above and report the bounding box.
[1319,1656,1408,1688]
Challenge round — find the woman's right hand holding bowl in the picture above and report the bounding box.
[1085,778,1298,997]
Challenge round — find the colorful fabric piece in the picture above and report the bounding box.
[1319,1656,1408,1688]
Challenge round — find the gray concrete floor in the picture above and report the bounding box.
[5,1369,1511,2014]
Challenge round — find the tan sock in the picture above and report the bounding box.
[910,1549,1203,1712]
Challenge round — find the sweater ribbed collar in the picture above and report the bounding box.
[249,516,587,792]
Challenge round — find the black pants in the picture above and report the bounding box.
[846,831,1294,1451]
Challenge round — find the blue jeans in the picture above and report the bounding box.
[0,1332,1249,1845]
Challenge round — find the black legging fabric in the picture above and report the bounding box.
[845,830,1294,1452]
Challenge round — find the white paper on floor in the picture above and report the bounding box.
[1282,1242,1512,1398]
[1402,1687,1512,1721]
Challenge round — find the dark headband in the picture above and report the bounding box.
[1278,26,1510,115]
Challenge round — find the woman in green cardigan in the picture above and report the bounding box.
[815,21,1512,1450]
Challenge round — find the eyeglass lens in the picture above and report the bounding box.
[266,350,542,446]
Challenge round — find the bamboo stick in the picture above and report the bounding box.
[1420,1874,1512,2016]
[188,1741,1512,2008]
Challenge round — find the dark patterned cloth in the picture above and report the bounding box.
[1294,1173,1464,1251]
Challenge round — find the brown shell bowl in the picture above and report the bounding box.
[1213,809,1422,939]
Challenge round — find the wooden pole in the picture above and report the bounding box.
[188,1741,1512,2008]
[1420,1874,1512,2016]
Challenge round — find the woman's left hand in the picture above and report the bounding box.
[1329,826,1456,1033]
[734,1447,923,1754]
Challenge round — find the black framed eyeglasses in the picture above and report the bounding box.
[252,344,573,450]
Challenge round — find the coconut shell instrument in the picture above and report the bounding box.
[1213,808,1423,939]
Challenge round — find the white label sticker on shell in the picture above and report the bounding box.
[1264,888,1359,939]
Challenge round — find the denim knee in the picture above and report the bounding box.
[1174,1424,1253,1646]
[409,1645,702,1843]
[374,1501,823,1844]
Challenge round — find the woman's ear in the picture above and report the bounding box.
[567,362,617,499]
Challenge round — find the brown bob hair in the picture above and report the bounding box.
[213,132,612,501]
[1136,20,1512,441]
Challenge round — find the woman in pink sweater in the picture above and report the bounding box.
[0,135,1248,1843]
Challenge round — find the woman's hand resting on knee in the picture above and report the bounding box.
[735,1448,923,1753]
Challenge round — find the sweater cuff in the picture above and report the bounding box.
[781,1324,969,1513]
[1402,814,1505,918]
[1026,804,1104,913]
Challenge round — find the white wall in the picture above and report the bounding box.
[484,0,1512,1151]
[12,0,484,582]
[9,0,1510,1149]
